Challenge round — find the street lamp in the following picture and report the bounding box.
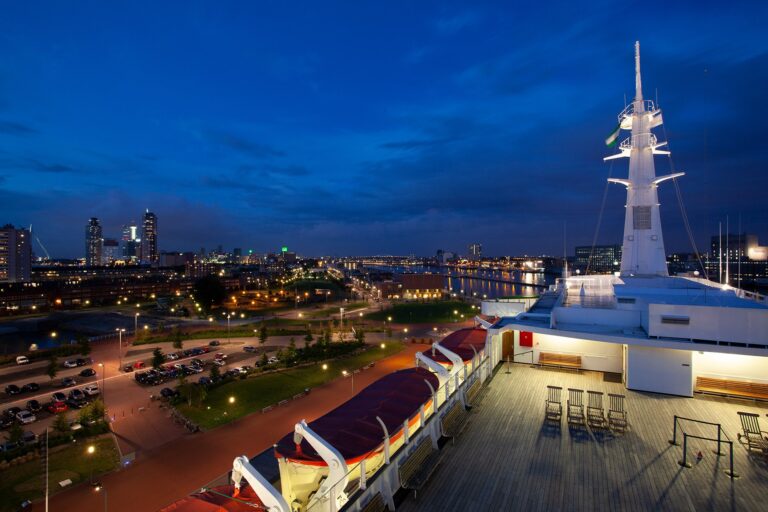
[342,370,354,394]
[115,329,125,370]
[226,313,232,344]
[98,363,105,402]
[87,445,95,483]
[134,313,139,337]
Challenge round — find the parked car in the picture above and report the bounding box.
[69,421,83,431]
[75,358,89,367]
[65,398,84,410]
[60,377,77,388]
[0,416,14,430]
[123,365,134,372]
[3,407,21,419]
[190,358,204,367]
[83,384,100,397]
[132,361,146,370]
[26,399,42,413]
[51,392,67,403]
[47,401,68,414]
[16,410,36,424]
[215,352,227,360]
[166,353,180,361]
[0,441,19,453]
[209,340,220,346]
[22,382,40,393]
[243,345,256,353]
[68,389,86,402]
[267,356,279,364]
[213,359,226,367]
[79,368,96,377]
[16,356,29,365]
[4,384,20,396]
[21,431,37,445]
[159,387,179,398]
[198,376,212,386]
[63,360,78,368]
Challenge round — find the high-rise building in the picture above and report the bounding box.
[0,224,32,282]
[574,244,622,274]
[468,243,482,261]
[142,210,158,264]
[706,233,768,287]
[85,218,103,266]
[101,238,120,265]
[121,223,140,261]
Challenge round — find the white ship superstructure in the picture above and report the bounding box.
[485,42,768,397]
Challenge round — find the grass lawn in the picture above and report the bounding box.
[177,341,405,429]
[0,435,119,512]
[366,301,477,324]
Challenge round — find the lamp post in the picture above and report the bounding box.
[134,313,139,337]
[116,329,125,370]
[342,370,354,395]
[226,313,232,344]
[98,363,105,401]
[93,483,107,512]
[87,444,95,483]
[44,427,49,512]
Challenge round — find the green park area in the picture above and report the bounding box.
[367,301,476,324]
[0,436,119,512]
[177,341,404,429]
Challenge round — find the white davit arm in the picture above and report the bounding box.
[474,315,492,329]
[231,455,290,512]
[433,342,464,377]
[295,420,349,510]
[416,351,449,387]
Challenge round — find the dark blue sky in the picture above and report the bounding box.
[1,1,766,258]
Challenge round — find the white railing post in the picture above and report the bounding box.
[375,416,390,465]
[403,420,410,444]
[360,460,367,490]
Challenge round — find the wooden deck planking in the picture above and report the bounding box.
[397,364,768,512]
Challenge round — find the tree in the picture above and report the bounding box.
[172,326,184,350]
[88,399,106,423]
[322,329,331,347]
[209,364,221,381]
[259,324,268,345]
[193,275,226,312]
[260,353,269,367]
[8,422,23,443]
[304,331,313,344]
[179,382,206,407]
[354,328,365,345]
[286,338,297,365]
[152,348,165,369]
[53,412,69,434]
[46,356,58,381]
[78,336,91,357]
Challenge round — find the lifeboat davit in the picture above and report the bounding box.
[159,484,263,511]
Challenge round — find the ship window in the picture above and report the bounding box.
[633,206,652,230]
[661,316,689,325]
[617,297,636,304]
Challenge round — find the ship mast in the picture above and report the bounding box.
[604,41,683,276]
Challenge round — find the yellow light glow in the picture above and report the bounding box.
[322,364,328,370]
[87,445,95,454]
[228,396,236,404]
[380,343,386,349]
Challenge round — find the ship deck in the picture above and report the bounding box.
[398,364,768,512]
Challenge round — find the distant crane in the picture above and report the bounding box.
[29,225,51,260]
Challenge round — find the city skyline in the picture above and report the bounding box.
[1,2,767,258]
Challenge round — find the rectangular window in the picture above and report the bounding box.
[617,297,636,304]
[633,206,652,230]
[661,316,690,325]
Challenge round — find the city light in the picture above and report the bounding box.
[228,396,236,404]
[380,343,386,349]
[87,445,95,454]
[322,364,328,370]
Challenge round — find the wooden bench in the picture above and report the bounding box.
[360,492,387,512]
[539,352,581,370]
[465,379,482,408]
[398,438,441,499]
[441,401,470,440]
[696,377,768,401]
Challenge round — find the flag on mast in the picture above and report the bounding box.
[605,124,621,147]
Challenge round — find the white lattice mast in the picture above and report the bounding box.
[605,41,683,276]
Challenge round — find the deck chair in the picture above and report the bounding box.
[587,391,606,429]
[567,388,585,426]
[737,412,768,455]
[607,393,627,431]
[545,386,562,421]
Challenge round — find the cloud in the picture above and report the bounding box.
[434,11,482,34]
[379,137,461,150]
[0,120,37,136]
[238,164,310,177]
[0,157,78,173]
[205,130,284,158]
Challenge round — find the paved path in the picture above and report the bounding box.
[39,343,427,512]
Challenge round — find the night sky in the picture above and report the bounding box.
[1,1,766,258]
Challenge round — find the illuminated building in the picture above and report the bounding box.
[0,225,31,283]
[85,218,102,266]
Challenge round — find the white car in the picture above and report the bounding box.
[16,410,36,424]
[166,353,179,361]
[63,360,78,368]
[267,357,279,364]
[16,356,30,365]
[83,384,100,397]
[213,359,226,366]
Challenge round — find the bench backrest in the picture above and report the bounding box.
[587,390,604,409]
[608,393,625,413]
[568,388,584,406]
[738,411,761,436]
[546,385,562,403]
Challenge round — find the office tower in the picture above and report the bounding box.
[121,223,140,261]
[468,243,482,261]
[101,238,120,265]
[142,210,158,264]
[0,225,32,282]
[85,218,103,266]
[574,245,622,274]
